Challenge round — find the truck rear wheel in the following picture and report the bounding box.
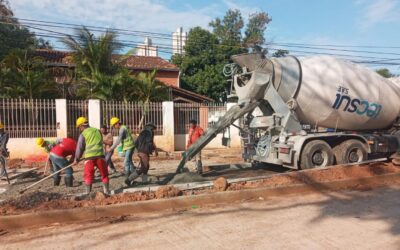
[334,139,367,165]
[300,140,334,169]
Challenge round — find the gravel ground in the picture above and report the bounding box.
[1,161,399,216]
[1,148,278,200]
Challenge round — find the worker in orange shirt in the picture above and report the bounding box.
[187,119,204,174]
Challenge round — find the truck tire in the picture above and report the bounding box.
[334,139,367,165]
[300,140,334,169]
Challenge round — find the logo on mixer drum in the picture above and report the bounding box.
[332,86,382,118]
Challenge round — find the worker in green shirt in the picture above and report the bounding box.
[108,117,135,179]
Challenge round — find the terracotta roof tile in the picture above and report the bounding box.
[33,49,72,65]
[115,55,179,71]
[169,85,214,102]
[33,49,179,71]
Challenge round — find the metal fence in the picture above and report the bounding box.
[67,100,88,139]
[174,103,227,134]
[101,101,163,135]
[0,98,57,138]
[0,99,228,139]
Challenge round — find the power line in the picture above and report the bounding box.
[270,41,400,49]
[267,47,400,61]
[3,16,172,38]
[5,15,400,55]
[2,17,400,65]
[13,16,400,50]
[268,43,400,56]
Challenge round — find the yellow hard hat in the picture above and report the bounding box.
[76,117,88,127]
[110,117,120,126]
[0,122,3,129]
[36,138,45,147]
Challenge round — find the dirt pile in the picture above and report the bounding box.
[0,191,157,215]
[155,185,181,199]
[94,192,107,201]
[0,192,63,214]
[6,159,25,169]
[229,163,400,190]
[213,177,228,191]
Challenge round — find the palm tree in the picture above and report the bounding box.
[1,49,58,99]
[135,69,169,127]
[61,27,122,98]
[0,49,59,125]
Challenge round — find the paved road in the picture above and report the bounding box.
[2,186,400,249]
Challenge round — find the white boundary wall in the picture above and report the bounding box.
[5,100,240,159]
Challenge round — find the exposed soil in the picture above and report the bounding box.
[155,185,181,199]
[228,162,400,191]
[0,149,243,200]
[1,161,400,216]
[213,177,228,191]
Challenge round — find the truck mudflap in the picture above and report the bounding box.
[176,101,260,173]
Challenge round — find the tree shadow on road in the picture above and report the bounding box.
[3,168,400,247]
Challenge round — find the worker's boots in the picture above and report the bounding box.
[103,182,110,195]
[125,171,139,187]
[85,184,92,195]
[141,174,149,184]
[196,160,203,175]
[64,176,73,187]
[53,176,61,186]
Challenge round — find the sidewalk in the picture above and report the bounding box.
[2,186,400,249]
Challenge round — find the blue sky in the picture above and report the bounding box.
[8,0,400,72]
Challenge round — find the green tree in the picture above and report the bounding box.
[210,9,243,45]
[0,0,48,60]
[272,49,289,57]
[172,27,227,101]
[0,49,59,99]
[376,68,393,78]
[0,48,59,126]
[135,70,168,103]
[244,12,272,51]
[61,27,170,102]
[61,27,122,98]
[173,9,271,101]
[0,0,13,17]
[134,70,168,127]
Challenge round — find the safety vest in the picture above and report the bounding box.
[44,140,56,153]
[121,125,134,151]
[82,127,104,158]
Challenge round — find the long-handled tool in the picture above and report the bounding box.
[19,162,75,194]
[43,155,50,176]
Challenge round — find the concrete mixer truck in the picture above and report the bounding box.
[176,53,400,172]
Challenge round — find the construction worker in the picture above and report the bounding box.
[100,125,117,174]
[37,137,76,187]
[125,123,157,186]
[187,119,204,174]
[0,122,9,157]
[108,117,135,178]
[36,137,61,153]
[73,117,109,195]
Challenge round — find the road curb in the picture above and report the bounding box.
[1,172,400,230]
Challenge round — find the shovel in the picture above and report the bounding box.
[19,162,75,194]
